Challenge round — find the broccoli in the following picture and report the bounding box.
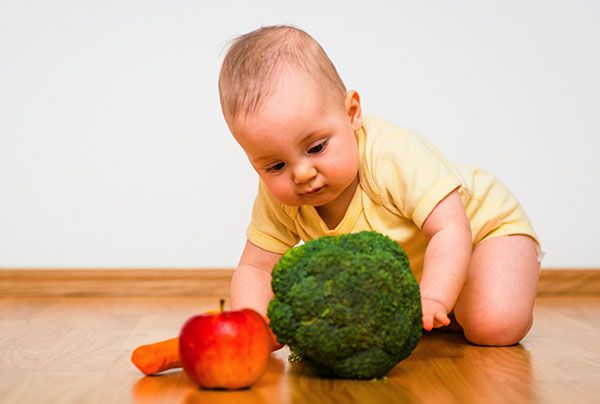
[267,230,422,380]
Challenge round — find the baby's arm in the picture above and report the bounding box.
[230,240,283,316]
[420,189,472,331]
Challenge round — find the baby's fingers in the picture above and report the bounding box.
[433,312,451,328]
[422,314,434,331]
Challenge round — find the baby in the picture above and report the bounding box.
[218,25,542,346]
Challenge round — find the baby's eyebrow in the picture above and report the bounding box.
[253,156,277,165]
[300,127,328,143]
[252,154,281,166]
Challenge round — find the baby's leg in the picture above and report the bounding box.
[453,235,540,346]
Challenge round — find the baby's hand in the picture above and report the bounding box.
[421,298,450,331]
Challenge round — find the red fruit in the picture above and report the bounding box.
[179,302,272,390]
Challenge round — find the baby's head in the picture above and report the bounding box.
[219,25,350,124]
[219,25,363,209]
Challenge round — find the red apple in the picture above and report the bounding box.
[179,300,272,390]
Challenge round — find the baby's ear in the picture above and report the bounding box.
[345,90,363,131]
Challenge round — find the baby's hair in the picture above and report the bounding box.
[219,25,347,121]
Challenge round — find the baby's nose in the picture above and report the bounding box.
[293,163,317,184]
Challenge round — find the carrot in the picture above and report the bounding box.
[131,337,181,376]
[131,316,282,376]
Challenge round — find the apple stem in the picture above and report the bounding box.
[220,298,225,313]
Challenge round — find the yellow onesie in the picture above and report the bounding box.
[247,115,541,279]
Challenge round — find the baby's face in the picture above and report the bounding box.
[229,70,362,210]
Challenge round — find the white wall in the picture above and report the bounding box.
[1,1,599,268]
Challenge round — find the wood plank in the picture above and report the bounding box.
[539,269,600,296]
[0,296,599,403]
[0,269,232,297]
[0,268,598,297]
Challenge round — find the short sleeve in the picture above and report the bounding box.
[371,127,465,228]
[246,181,300,253]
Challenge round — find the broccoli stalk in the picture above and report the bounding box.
[267,231,422,379]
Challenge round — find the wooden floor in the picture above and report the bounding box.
[0,296,599,404]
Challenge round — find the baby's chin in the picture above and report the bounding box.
[298,193,337,208]
[275,191,334,207]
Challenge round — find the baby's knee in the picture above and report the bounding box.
[459,310,533,346]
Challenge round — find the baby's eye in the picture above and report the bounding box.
[307,139,328,155]
[266,162,286,173]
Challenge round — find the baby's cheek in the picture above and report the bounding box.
[268,179,298,205]
[336,155,359,182]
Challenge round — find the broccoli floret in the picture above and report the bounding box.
[267,231,422,379]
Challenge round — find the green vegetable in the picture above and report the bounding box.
[267,230,422,379]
